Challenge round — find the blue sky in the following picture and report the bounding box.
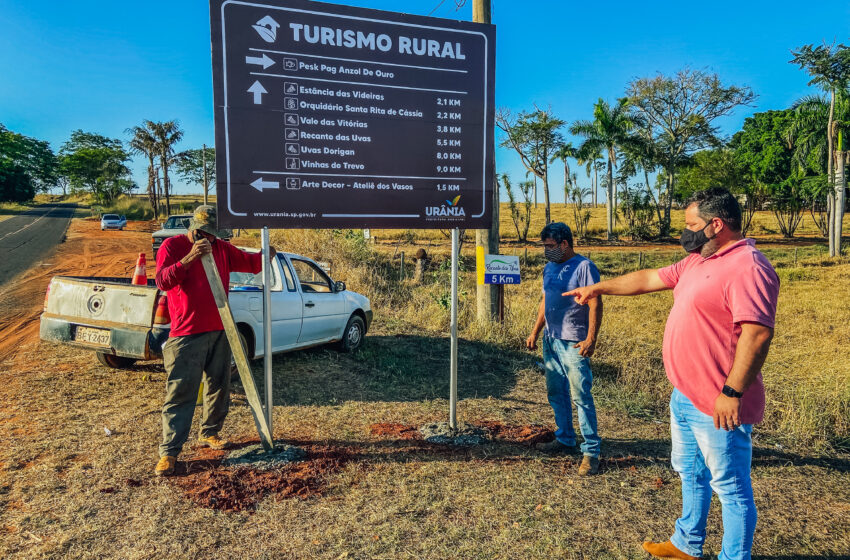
[1,0,848,200]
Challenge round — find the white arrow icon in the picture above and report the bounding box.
[245,53,275,69]
[247,80,267,104]
[250,177,279,192]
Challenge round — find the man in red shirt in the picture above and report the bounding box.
[153,205,275,476]
[565,188,778,560]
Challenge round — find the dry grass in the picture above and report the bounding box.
[1,218,848,558]
[0,201,34,223]
[253,228,850,450]
[366,204,850,244]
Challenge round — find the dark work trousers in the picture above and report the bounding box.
[159,330,232,458]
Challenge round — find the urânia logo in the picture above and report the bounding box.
[426,195,465,219]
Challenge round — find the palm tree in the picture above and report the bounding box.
[148,120,184,215]
[551,143,578,208]
[570,98,638,239]
[126,123,159,217]
[790,42,850,255]
[576,146,603,207]
[788,92,850,239]
[618,133,663,225]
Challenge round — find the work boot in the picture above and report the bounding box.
[535,439,576,454]
[198,434,231,450]
[641,540,700,560]
[154,456,176,477]
[578,455,599,476]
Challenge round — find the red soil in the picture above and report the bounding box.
[368,422,422,440]
[476,421,554,446]
[368,421,555,446]
[171,443,352,513]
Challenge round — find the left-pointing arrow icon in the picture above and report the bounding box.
[245,53,275,69]
[247,80,267,104]
[250,177,279,192]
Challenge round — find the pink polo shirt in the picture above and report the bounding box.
[658,239,779,424]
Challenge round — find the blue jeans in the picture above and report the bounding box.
[669,388,756,560]
[541,336,600,457]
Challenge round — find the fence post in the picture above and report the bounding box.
[400,251,405,281]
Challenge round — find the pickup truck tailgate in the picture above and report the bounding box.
[45,276,159,326]
[40,276,162,359]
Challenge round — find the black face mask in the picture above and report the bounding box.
[680,222,714,254]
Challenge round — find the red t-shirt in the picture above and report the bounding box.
[657,239,779,424]
[155,235,262,338]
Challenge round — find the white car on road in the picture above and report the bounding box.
[100,214,127,230]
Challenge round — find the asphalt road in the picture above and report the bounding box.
[0,203,76,286]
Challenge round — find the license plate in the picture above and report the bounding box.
[74,326,111,347]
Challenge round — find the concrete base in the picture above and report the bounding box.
[418,422,490,446]
[222,443,306,470]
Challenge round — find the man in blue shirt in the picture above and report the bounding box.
[526,222,603,475]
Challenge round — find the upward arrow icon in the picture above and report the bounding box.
[247,81,267,104]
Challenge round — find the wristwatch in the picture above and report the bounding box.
[721,385,744,399]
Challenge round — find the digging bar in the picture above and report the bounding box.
[201,253,274,451]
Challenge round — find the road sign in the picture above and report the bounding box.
[210,0,495,229]
[480,254,521,285]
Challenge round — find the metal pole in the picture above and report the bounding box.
[261,227,273,436]
[202,143,209,206]
[450,227,459,429]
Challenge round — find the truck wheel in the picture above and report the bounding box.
[96,352,137,369]
[338,315,365,353]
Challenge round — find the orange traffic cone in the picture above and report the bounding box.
[131,253,147,285]
[153,294,170,328]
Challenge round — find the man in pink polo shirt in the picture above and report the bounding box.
[565,188,778,560]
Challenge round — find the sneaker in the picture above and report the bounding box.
[535,439,576,454]
[578,455,599,476]
[641,540,700,560]
[154,456,176,477]
[198,434,231,450]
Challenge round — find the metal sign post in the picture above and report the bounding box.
[261,226,273,433]
[449,228,459,429]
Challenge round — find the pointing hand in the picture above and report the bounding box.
[562,285,598,305]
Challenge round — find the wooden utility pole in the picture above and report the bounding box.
[474,0,498,323]
[202,143,209,206]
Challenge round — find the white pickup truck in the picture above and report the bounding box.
[39,250,372,368]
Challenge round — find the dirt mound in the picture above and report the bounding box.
[476,421,554,446]
[369,422,422,440]
[173,444,351,513]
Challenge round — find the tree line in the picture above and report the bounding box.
[498,41,850,257]
[0,120,214,216]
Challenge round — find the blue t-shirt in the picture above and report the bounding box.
[542,254,601,341]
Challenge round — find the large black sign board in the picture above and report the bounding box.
[210,0,495,229]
